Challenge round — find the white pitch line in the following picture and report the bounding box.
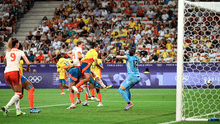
[159,120,179,124]
[0,101,175,111]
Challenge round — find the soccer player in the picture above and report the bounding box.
[84,58,104,106]
[73,43,111,96]
[114,47,140,111]
[20,60,42,113]
[18,44,42,113]
[54,67,69,95]
[56,58,81,109]
[2,38,30,117]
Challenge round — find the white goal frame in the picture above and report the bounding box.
[176,0,220,122]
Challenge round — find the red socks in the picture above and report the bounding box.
[70,93,75,104]
[98,93,102,103]
[61,89,64,93]
[76,80,84,88]
[90,88,95,96]
[28,87,35,109]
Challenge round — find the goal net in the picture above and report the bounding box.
[176,0,220,121]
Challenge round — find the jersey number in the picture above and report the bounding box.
[10,53,16,62]
[133,60,138,68]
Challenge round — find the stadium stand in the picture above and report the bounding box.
[0,0,219,64]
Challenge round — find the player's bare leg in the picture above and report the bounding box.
[23,80,41,113]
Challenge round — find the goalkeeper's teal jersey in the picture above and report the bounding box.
[126,54,140,76]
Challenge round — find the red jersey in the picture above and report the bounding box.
[37,54,45,62]
[125,9,132,15]
[137,10,145,15]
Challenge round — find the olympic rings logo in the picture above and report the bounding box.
[28,76,42,83]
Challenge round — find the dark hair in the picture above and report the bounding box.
[90,42,99,48]
[129,47,136,56]
[18,43,22,50]
[12,38,19,48]
[77,41,83,46]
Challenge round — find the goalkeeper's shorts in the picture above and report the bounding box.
[121,76,140,89]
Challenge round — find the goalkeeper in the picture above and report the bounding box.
[109,47,140,111]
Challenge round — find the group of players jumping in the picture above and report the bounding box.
[1,37,140,117]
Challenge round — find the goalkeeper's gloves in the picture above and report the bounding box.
[107,54,116,60]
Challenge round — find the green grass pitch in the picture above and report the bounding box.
[0,89,215,124]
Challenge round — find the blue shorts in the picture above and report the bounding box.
[21,76,27,84]
[88,80,101,88]
[121,76,140,89]
[68,67,81,83]
[59,79,66,84]
[80,62,91,74]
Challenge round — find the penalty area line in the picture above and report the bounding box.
[0,100,175,111]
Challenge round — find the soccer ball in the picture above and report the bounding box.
[205,80,213,88]
[33,69,37,74]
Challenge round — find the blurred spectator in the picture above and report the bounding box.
[161,48,168,58]
[166,40,173,50]
[137,7,145,17]
[53,38,61,50]
[29,43,37,55]
[37,51,45,63]
[128,18,135,29]
[202,54,210,63]
[132,2,139,13]
[94,7,101,17]
[125,7,132,19]
[140,45,148,56]
[146,8,154,20]
[168,0,176,8]
[158,57,166,63]
[29,51,35,62]
[0,53,5,63]
[106,11,113,21]
[101,8,107,17]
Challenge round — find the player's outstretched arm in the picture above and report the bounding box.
[116,56,127,60]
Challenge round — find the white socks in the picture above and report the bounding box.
[83,85,91,98]
[6,93,20,109]
[15,100,21,112]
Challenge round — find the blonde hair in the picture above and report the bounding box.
[5,38,18,52]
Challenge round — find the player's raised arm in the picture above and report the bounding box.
[116,56,128,60]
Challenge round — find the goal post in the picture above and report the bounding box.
[176,0,220,122]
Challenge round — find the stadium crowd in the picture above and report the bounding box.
[0,0,220,64]
[0,0,34,40]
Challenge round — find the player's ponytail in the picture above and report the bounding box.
[5,38,19,52]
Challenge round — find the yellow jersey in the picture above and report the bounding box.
[161,52,168,58]
[91,59,102,78]
[19,60,24,75]
[128,22,136,28]
[202,58,210,63]
[83,18,90,24]
[57,58,73,70]
[73,38,80,45]
[170,51,176,58]
[57,68,67,80]
[166,43,173,50]
[81,49,98,65]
